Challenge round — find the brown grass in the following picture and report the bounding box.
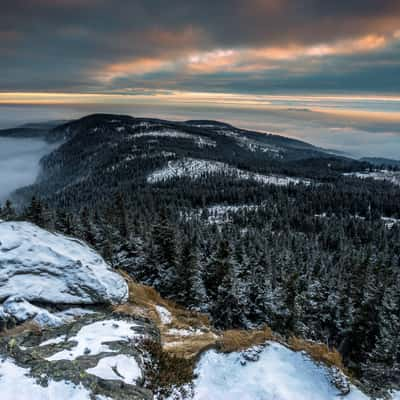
[143,339,196,398]
[0,321,42,338]
[115,272,206,325]
[288,336,343,369]
[219,325,274,353]
[163,332,218,359]
[113,273,219,359]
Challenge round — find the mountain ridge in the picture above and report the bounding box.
[12,113,367,208]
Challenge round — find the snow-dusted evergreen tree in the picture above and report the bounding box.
[115,192,129,238]
[212,259,243,329]
[176,236,206,308]
[204,239,231,301]
[150,209,179,296]
[0,200,16,220]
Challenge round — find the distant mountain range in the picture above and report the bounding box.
[3,113,369,208]
[360,157,400,167]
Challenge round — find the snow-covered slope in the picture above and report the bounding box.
[131,130,216,148]
[187,342,369,400]
[344,170,400,186]
[181,204,260,224]
[147,158,311,186]
[0,221,128,305]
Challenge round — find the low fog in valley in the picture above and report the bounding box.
[0,138,58,203]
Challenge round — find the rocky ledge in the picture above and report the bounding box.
[0,312,159,400]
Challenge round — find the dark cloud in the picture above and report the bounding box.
[0,0,399,94]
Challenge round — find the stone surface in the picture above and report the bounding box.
[3,296,64,327]
[0,313,158,400]
[0,221,128,305]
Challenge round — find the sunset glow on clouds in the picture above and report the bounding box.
[99,33,392,82]
[0,0,399,98]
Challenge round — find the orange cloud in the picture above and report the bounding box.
[306,34,386,56]
[145,27,202,50]
[0,30,20,42]
[97,58,172,81]
[96,32,393,81]
[182,34,389,75]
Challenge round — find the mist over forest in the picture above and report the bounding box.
[0,137,57,202]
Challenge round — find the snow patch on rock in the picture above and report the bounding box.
[47,319,141,361]
[3,296,65,327]
[155,305,172,325]
[86,354,142,384]
[39,334,67,347]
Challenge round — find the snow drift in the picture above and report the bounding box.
[190,342,369,400]
[0,221,128,305]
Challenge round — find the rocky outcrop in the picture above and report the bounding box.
[0,221,128,305]
[0,221,158,399]
[0,312,159,400]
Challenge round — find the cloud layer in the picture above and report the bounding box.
[1,0,400,94]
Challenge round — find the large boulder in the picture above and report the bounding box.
[0,221,128,305]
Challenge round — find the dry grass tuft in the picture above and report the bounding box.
[163,332,218,359]
[219,325,274,353]
[143,339,196,398]
[114,273,219,359]
[0,321,42,337]
[288,336,343,369]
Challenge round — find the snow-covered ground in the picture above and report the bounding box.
[215,129,283,157]
[381,217,400,229]
[0,358,109,400]
[47,319,141,361]
[344,170,400,187]
[182,204,260,224]
[314,213,400,229]
[131,130,216,148]
[0,221,128,305]
[188,342,369,400]
[147,158,311,186]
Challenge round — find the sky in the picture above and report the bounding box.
[0,0,399,158]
